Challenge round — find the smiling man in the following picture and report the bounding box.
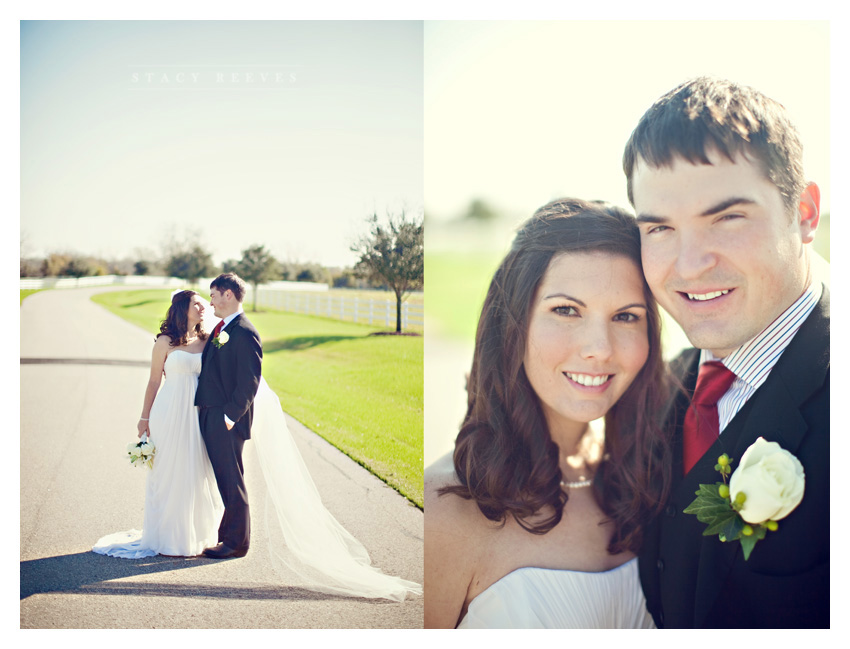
[623,77,829,628]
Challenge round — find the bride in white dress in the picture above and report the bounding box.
[94,289,421,602]
[93,291,221,558]
[424,199,672,628]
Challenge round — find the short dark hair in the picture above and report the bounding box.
[623,76,806,210]
[440,198,671,553]
[210,272,247,302]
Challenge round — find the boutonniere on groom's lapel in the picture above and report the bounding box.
[683,437,805,560]
[212,330,230,349]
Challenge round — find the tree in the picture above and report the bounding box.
[41,253,72,277]
[463,198,498,221]
[165,244,215,285]
[231,245,280,312]
[332,269,357,288]
[351,209,424,333]
[296,267,317,282]
[134,260,150,276]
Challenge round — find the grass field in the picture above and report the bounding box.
[424,251,503,342]
[20,289,45,304]
[92,289,424,507]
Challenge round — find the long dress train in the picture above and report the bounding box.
[93,353,421,601]
[251,378,422,601]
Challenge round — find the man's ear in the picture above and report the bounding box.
[798,182,821,244]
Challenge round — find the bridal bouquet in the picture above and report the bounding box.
[683,437,805,560]
[127,437,156,469]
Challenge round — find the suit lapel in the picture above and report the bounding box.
[222,312,242,337]
[208,313,242,355]
[689,287,829,627]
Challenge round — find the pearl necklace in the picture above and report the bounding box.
[560,478,592,489]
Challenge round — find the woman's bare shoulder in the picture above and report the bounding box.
[425,451,457,491]
[425,452,489,540]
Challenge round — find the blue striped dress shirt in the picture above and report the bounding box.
[702,281,823,434]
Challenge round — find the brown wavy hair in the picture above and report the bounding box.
[157,290,208,347]
[440,198,672,554]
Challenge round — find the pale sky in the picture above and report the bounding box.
[425,21,831,223]
[20,20,423,268]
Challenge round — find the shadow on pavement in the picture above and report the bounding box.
[21,552,371,603]
[20,358,150,367]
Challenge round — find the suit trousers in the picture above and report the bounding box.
[199,405,250,551]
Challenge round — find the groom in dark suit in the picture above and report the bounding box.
[624,77,829,628]
[196,272,263,559]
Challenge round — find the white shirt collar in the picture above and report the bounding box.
[221,305,244,329]
[701,281,822,388]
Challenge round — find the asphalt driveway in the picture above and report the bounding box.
[19,286,423,629]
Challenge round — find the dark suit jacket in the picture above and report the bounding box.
[195,312,262,440]
[639,286,829,628]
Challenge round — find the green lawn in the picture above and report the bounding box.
[425,251,503,342]
[20,289,45,304]
[92,289,423,507]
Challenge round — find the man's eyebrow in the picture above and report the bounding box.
[635,197,757,224]
[700,197,756,217]
[635,213,666,224]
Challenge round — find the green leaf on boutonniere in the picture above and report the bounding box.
[739,525,768,560]
[707,510,745,540]
[683,445,801,561]
[683,484,729,522]
[740,534,757,560]
[684,484,742,538]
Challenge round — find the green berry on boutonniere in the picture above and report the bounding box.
[683,437,805,560]
[715,453,732,476]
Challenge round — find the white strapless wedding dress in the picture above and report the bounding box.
[93,348,421,601]
[93,350,223,558]
[457,558,655,628]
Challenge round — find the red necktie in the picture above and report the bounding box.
[211,321,223,339]
[683,361,736,474]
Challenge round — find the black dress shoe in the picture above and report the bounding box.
[202,543,248,559]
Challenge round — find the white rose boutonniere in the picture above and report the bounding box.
[213,330,230,348]
[730,437,805,524]
[683,437,805,560]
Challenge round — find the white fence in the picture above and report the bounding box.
[20,275,423,330]
[251,287,424,330]
[19,274,186,290]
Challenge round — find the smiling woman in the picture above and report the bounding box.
[424,197,672,629]
[524,251,650,437]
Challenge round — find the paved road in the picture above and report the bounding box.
[20,287,423,629]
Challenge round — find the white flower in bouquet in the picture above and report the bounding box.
[127,437,156,469]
